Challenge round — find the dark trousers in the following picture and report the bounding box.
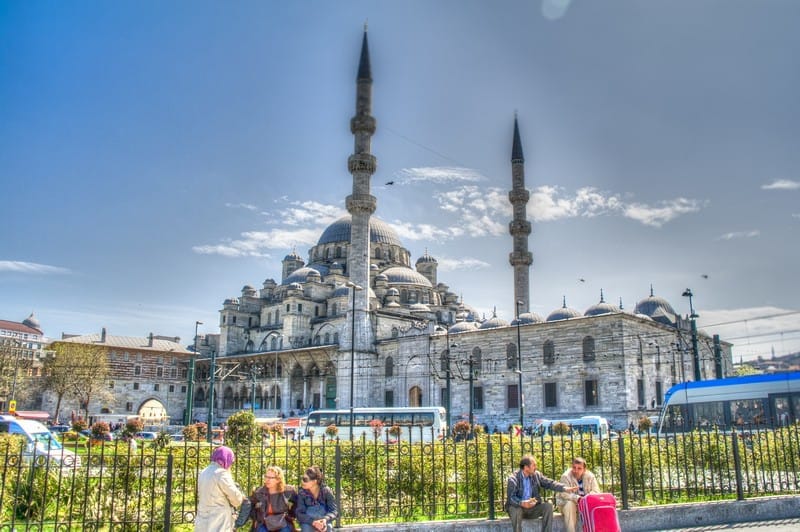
[508,501,554,532]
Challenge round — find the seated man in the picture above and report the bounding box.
[506,454,577,532]
[557,457,601,532]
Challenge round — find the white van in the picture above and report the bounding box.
[532,416,611,439]
[0,415,81,467]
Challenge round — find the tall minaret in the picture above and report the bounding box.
[508,116,533,313]
[345,27,377,405]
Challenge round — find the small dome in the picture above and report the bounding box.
[584,290,619,317]
[479,310,509,330]
[547,297,582,322]
[409,303,431,312]
[283,250,303,262]
[511,312,544,325]
[370,264,379,271]
[634,286,678,326]
[224,297,239,305]
[242,285,257,296]
[449,321,479,333]
[381,266,433,287]
[287,282,303,291]
[375,273,388,282]
[386,288,400,296]
[415,251,437,264]
[283,267,322,285]
[635,313,654,321]
[22,312,41,331]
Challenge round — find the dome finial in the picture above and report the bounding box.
[599,288,605,303]
[619,297,624,310]
[650,284,654,297]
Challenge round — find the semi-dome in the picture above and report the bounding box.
[317,215,403,247]
[584,290,619,317]
[547,297,582,322]
[380,266,433,287]
[282,267,322,285]
[634,286,678,326]
[511,312,544,325]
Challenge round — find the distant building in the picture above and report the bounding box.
[189,30,734,431]
[0,313,47,411]
[43,328,193,425]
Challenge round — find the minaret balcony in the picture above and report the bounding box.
[348,153,377,174]
[350,115,376,135]
[508,189,530,203]
[508,220,532,234]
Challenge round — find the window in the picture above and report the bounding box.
[507,384,520,409]
[181,369,188,379]
[298,304,303,312]
[331,304,337,316]
[333,332,339,344]
[385,356,394,377]
[157,367,163,377]
[384,390,394,407]
[473,386,484,410]
[232,315,237,324]
[171,367,177,378]
[440,387,448,408]
[157,356,163,364]
[324,332,330,344]
[544,382,557,407]
[124,352,129,361]
[133,382,140,390]
[637,379,645,407]
[134,366,141,376]
[506,343,517,370]
[315,306,319,317]
[286,304,290,312]
[472,347,482,376]
[126,402,133,412]
[154,383,160,392]
[181,385,187,393]
[109,381,114,389]
[655,381,663,406]
[169,384,175,393]
[584,380,598,406]
[543,340,555,365]
[136,353,142,362]
[582,336,596,362]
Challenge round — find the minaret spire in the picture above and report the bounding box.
[508,115,533,313]
[345,27,378,407]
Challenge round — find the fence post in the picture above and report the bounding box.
[731,431,744,501]
[335,443,342,529]
[163,452,173,530]
[617,435,629,510]
[487,440,496,520]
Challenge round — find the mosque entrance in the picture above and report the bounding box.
[409,386,422,407]
[138,398,168,425]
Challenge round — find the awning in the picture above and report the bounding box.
[14,410,51,421]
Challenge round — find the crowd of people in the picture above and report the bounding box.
[195,445,601,532]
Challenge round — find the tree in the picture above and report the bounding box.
[44,343,110,421]
[735,364,761,376]
[0,338,32,411]
[226,410,258,446]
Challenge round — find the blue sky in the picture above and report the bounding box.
[2,1,799,362]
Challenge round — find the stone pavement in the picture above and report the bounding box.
[656,518,800,532]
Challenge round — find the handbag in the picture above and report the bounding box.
[263,493,288,531]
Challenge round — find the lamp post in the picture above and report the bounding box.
[345,281,363,438]
[649,342,661,371]
[206,348,216,443]
[444,329,455,436]
[515,300,525,430]
[682,288,701,381]
[467,353,475,435]
[185,321,201,425]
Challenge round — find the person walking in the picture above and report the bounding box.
[296,465,337,532]
[557,457,601,532]
[248,465,298,532]
[195,446,247,531]
[505,454,577,532]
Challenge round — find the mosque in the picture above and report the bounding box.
[191,30,732,431]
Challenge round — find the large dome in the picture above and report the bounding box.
[317,215,403,247]
[380,266,433,287]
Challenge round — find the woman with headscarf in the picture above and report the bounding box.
[296,465,337,532]
[195,446,247,531]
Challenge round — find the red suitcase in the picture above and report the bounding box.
[578,492,620,532]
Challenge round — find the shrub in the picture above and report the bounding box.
[388,425,402,437]
[637,416,653,433]
[552,421,571,436]
[370,419,384,436]
[453,421,471,437]
[72,419,88,432]
[182,424,199,441]
[90,421,111,440]
[325,424,339,438]
[124,418,144,438]
[226,410,258,446]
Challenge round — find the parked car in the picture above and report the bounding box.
[49,425,71,434]
[0,415,81,467]
[134,431,157,440]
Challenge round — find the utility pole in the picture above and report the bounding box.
[682,289,701,381]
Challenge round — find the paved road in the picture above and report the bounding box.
[657,518,800,532]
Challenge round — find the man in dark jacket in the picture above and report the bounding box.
[505,454,577,532]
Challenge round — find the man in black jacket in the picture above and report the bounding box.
[505,454,577,532]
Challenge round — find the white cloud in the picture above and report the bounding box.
[541,0,574,21]
[761,179,800,190]
[436,257,491,272]
[279,201,345,226]
[397,166,487,184]
[716,230,760,241]
[434,186,510,236]
[0,260,71,274]
[623,198,704,227]
[193,228,320,258]
[698,306,800,361]
[224,202,258,211]
[791,213,800,219]
[390,221,452,242]
[530,186,624,221]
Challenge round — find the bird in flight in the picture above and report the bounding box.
[578,278,585,283]
[385,181,395,185]
[701,274,709,279]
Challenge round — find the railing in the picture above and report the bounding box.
[1,423,799,530]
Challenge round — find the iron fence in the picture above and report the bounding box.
[1,424,799,530]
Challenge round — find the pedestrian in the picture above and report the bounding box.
[557,457,601,532]
[505,454,577,532]
[296,465,337,532]
[195,446,247,531]
[248,465,298,532]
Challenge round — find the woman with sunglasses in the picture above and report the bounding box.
[296,466,337,532]
[248,466,298,532]
[195,446,247,531]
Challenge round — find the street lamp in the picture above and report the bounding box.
[207,348,217,443]
[682,288,701,381]
[185,321,202,425]
[443,327,457,436]
[515,300,525,430]
[345,281,363,438]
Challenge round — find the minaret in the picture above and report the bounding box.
[508,116,533,313]
[345,27,377,406]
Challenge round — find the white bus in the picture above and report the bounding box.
[658,372,800,433]
[304,407,447,442]
[532,416,611,438]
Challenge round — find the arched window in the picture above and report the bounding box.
[335,246,342,258]
[267,312,272,325]
[391,327,399,338]
[543,340,555,365]
[314,335,320,345]
[245,340,254,353]
[472,347,482,375]
[331,303,337,316]
[385,356,394,377]
[375,248,382,259]
[333,332,339,344]
[583,336,596,362]
[324,332,330,344]
[506,343,518,370]
[275,309,280,323]
[270,337,278,351]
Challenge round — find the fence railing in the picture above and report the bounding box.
[1,423,799,530]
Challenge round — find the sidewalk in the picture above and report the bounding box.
[656,518,800,532]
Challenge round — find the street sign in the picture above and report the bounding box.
[8,400,16,414]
